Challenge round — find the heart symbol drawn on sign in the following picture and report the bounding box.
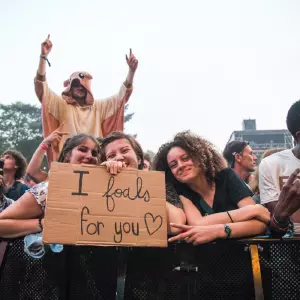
[144,213,163,235]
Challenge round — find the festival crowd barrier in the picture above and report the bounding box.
[0,163,299,300]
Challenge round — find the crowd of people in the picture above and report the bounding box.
[0,35,300,297]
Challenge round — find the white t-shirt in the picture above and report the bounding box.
[259,149,300,233]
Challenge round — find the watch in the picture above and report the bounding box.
[224,224,232,239]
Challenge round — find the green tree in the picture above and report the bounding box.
[0,102,43,162]
[124,104,134,123]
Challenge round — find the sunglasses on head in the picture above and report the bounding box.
[230,141,249,167]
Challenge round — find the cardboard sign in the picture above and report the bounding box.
[43,162,167,247]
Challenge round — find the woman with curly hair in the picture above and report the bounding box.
[153,131,270,245]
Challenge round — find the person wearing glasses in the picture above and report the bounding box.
[34,35,138,162]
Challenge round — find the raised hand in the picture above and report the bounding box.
[41,34,53,56]
[44,123,69,145]
[273,168,300,220]
[126,49,138,72]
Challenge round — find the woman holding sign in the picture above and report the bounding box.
[153,131,270,245]
[99,131,187,233]
[0,133,100,237]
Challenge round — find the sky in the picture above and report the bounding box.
[1,0,300,153]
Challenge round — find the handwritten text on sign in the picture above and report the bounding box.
[43,162,167,247]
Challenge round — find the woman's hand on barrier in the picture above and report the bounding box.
[101,161,127,175]
[168,223,225,245]
[273,168,300,222]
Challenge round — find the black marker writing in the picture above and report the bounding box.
[103,176,150,212]
[72,170,89,196]
[114,221,140,243]
[80,206,104,235]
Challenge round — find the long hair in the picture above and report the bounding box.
[99,132,144,170]
[57,133,100,163]
[153,131,227,193]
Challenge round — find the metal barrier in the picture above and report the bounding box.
[0,237,299,300]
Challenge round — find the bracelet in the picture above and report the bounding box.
[40,55,51,67]
[273,215,290,228]
[226,211,234,223]
[40,143,49,151]
[43,140,51,147]
[38,217,43,231]
[271,215,290,232]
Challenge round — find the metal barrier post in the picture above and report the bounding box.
[249,244,264,300]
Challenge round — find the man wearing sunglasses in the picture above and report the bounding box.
[34,35,138,162]
[223,140,257,183]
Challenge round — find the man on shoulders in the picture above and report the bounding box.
[35,35,138,162]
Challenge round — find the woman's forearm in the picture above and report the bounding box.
[166,202,186,234]
[193,205,262,226]
[0,219,41,238]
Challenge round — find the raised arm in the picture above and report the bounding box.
[124,49,138,88]
[27,124,68,183]
[35,34,53,101]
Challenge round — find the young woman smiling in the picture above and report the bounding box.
[153,131,270,245]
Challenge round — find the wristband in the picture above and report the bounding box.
[40,55,51,67]
[40,143,49,151]
[271,215,290,232]
[43,140,51,146]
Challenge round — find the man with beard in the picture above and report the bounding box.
[35,35,138,162]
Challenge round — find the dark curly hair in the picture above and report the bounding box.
[2,150,27,180]
[99,132,144,170]
[57,133,100,163]
[153,131,227,192]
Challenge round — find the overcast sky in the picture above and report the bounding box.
[1,0,300,153]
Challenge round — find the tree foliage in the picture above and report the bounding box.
[0,102,43,161]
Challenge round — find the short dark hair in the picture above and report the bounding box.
[99,132,144,170]
[286,100,300,139]
[2,150,27,180]
[223,141,249,168]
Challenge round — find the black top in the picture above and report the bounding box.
[178,168,253,216]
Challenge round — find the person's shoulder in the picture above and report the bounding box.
[263,149,292,164]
